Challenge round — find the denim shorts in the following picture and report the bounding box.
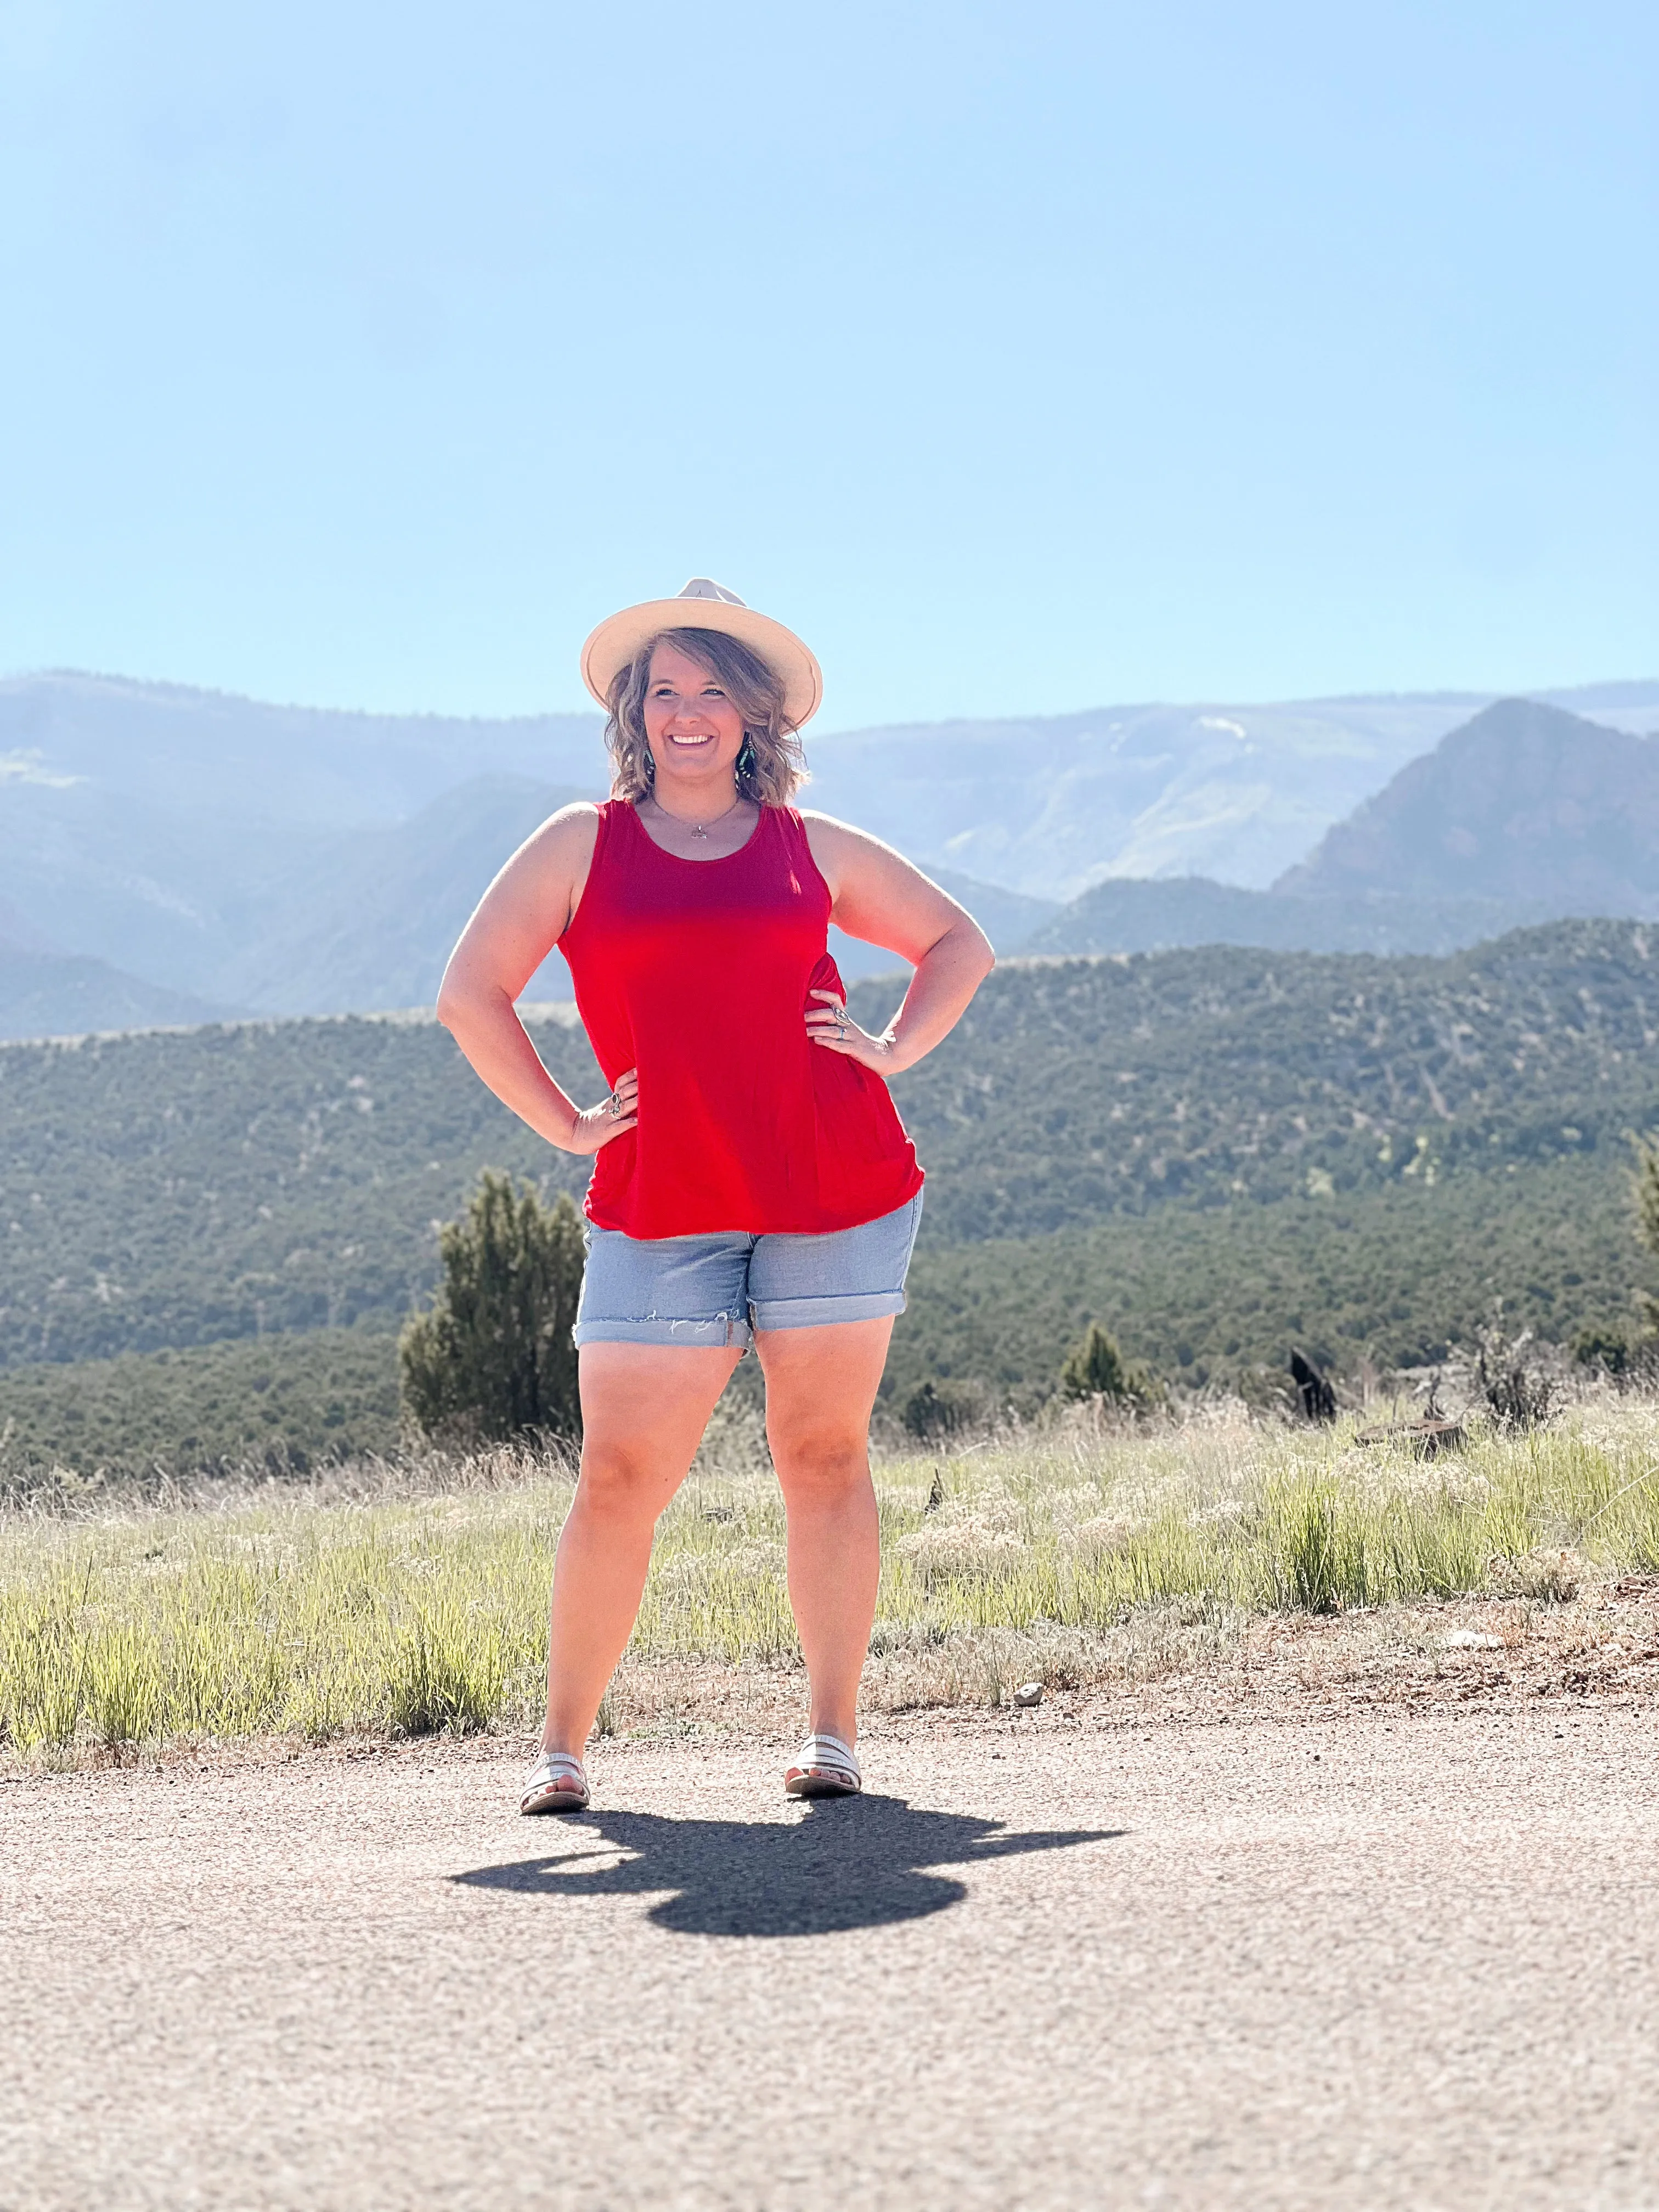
[572,1191,924,1352]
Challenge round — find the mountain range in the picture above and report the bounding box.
[1280,697,1659,906]
[2,670,1658,1036]
[803,683,1659,895]
[1025,699,1659,960]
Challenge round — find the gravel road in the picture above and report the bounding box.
[4,1707,1657,2211]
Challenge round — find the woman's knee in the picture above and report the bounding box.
[575,1437,678,1521]
[770,1426,872,1505]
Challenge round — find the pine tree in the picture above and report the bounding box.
[1060,1322,1129,1402]
[399,1172,585,1443]
[1637,1137,1659,1260]
[1630,1137,1659,1340]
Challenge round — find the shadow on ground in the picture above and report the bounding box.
[452,1796,1121,1938]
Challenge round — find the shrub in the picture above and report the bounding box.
[399,1172,585,1444]
[1060,1323,1160,1408]
[901,1379,993,1441]
[1572,1328,1629,1375]
[1468,1312,1557,1430]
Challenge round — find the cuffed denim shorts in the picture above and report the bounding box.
[572,1190,924,1352]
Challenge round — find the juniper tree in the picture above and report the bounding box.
[1638,1137,1659,1257]
[399,1172,585,1444]
[1633,1137,1659,1338]
[1060,1322,1129,1402]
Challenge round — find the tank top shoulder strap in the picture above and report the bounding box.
[589,795,635,870]
[769,804,811,860]
[562,798,628,945]
[771,803,831,889]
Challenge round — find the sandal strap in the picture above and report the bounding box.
[526,1751,586,1786]
[793,1733,860,1778]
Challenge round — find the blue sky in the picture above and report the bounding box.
[1,1,1653,726]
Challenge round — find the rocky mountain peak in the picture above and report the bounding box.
[1274,699,1659,909]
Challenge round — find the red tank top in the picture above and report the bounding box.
[558,800,924,1237]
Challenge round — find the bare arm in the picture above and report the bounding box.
[434,803,637,1155]
[801,814,995,1075]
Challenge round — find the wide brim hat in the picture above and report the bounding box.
[580,578,823,727]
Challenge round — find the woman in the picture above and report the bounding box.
[437,578,993,1812]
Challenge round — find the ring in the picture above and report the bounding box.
[606,1091,622,1118]
[835,1008,850,1031]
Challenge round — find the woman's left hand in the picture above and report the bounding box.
[805,988,898,1073]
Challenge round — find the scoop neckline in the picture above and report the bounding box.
[628,798,768,864]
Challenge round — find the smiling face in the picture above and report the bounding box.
[641,639,748,797]
[602,624,805,809]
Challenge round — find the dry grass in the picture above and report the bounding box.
[4,1395,1659,1764]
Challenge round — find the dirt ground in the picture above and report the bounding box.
[546,1572,1659,1739]
[5,1678,1658,2211]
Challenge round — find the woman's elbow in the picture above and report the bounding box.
[928,916,994,981]
[435,956,485,1035]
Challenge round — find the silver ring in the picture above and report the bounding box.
[606,1091,622,1118]
[835,1008,850,1031]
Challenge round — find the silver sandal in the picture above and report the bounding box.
[520,1750,589,1815]
[785,1732,861,1799]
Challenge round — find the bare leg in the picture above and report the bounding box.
[756,1317,895,1751]
[541,1342,741,1757]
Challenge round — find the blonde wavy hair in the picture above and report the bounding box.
[603,627,808,806]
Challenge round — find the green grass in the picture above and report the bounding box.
[5,1400,1658,1759]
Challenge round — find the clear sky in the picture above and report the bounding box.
[1,1,1653,728]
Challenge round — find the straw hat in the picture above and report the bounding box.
[580,578,823,727]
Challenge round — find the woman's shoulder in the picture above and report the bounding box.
[510,798,607,879]
[795,809,901,860]
[540,795,607,839]
[793,805,861,837]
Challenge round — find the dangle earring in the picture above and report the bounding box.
[642,746,657,787]
[735,735,758,792]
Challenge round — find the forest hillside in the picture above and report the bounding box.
[4,919,1658,1473]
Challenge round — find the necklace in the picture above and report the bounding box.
[654,794,742,841]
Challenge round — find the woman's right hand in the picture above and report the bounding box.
[565,1066,637,1155]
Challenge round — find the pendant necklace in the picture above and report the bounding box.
[669,797,740,841]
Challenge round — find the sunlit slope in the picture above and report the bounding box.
[889,1154,1641,1400]
[3,921,1657,1388]
[862,919,1659,1243]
